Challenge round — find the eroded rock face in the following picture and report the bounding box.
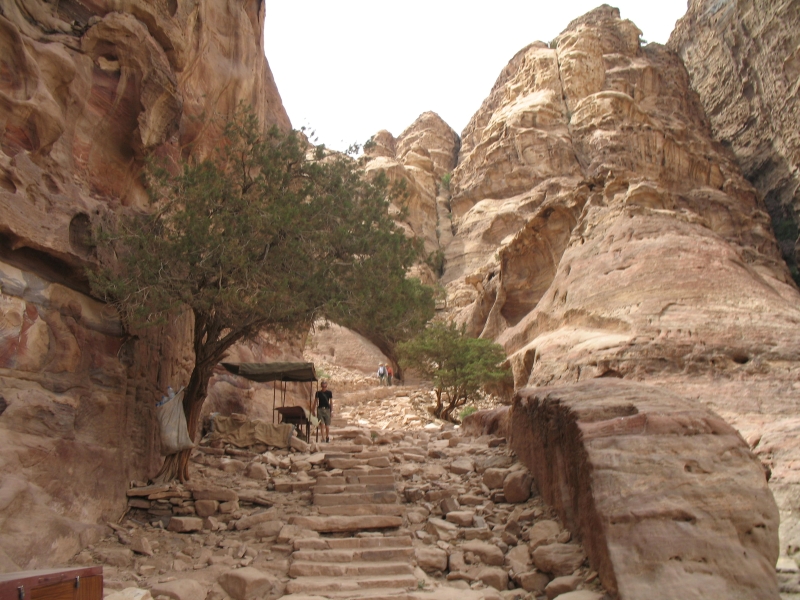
[363,111,459,269]
[0,0,289,570]
[668,0,800,276]
[441,5,800,561]
[305,321,390,377]
[510,380,780,599]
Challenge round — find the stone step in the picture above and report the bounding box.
[327,456,396,469]
[292,546,415,563]
[284,574,418,595]
[352,475,396,485]
[289,560,414,578]
[280,587,411,600]
[357,451,393,460]
[343,467,393,478]
[274,480,315,493]
[317,504,405,517]
[320,475,395,486]
[290,514,403,532]
[325,450,391,459]
[293,535,413,551]
[308,589,410,600]
[327,457,365,469]
[319,444,364,453]
[314,483,396,495]
[329,427,372,437]
[313,491,398,506]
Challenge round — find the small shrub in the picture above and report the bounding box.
[440,172,452,191]
[397,321,511,423]
[459,406,477,421]
[426,249,445,277]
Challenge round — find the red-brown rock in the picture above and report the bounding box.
[512,379,779,598]
[503,470,533,503]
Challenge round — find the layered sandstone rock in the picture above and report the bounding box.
[305,321,390,377]
[0,0,288,570]
[441,2,800,573]
[313,115,461,368]
[363,111,459,267]
[508,380,779,599]
[669,0,800,275]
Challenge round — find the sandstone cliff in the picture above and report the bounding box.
[362,111,460,282]
[436,4,800,595]
[669,0,800,279]
[0,0,288,570]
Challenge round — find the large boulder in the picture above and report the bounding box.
[512,379,780,599]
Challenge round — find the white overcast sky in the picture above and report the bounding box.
[263,2,688,152]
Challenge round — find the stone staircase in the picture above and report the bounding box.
[284,536,417,598]
[283,435,418,599]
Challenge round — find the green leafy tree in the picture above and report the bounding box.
[90,108,433,482]
[397,322,511,422]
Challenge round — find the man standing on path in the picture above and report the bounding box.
[377,363,388,386]
[313,380,333,443]
[387,364,394,386]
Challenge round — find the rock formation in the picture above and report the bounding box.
[507,380,779,599]
[432,7,800,582]
[0,0,288,570]
[305,321,390,378]
[3,0,800,594]
[669,0,800,277]
[362,111,460,281]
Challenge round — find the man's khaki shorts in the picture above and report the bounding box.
[318,407,331,425]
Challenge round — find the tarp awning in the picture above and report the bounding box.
[221,362,317,383]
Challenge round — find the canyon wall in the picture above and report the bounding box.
[435,3,800,590]
[669,0,800,278]
[362,111,460,282]
[0,0,288,570]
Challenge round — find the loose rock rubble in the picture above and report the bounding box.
[72,382,608,600]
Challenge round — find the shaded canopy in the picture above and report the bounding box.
[221,362,317,383]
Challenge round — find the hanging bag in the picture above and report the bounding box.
[156,387,194,455]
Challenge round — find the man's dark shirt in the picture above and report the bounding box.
[315,390,332,410]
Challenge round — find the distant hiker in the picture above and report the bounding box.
[377,363,388,386]
[313,380,333,443]
[387,364,394,386]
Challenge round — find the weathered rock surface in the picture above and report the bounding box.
[150,579,207,600]
[442,3,800,572]
[305,321,390,377]
[219,567,280,600]
[363,111,459,265]
[0,0,289,571]
[669,0,800,275]
[509,379,779,599]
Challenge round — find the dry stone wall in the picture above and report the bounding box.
[0,0,289,570]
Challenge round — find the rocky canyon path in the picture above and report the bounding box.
[73,381,610,600]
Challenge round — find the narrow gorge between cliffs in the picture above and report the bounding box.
[1,1,800,599]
